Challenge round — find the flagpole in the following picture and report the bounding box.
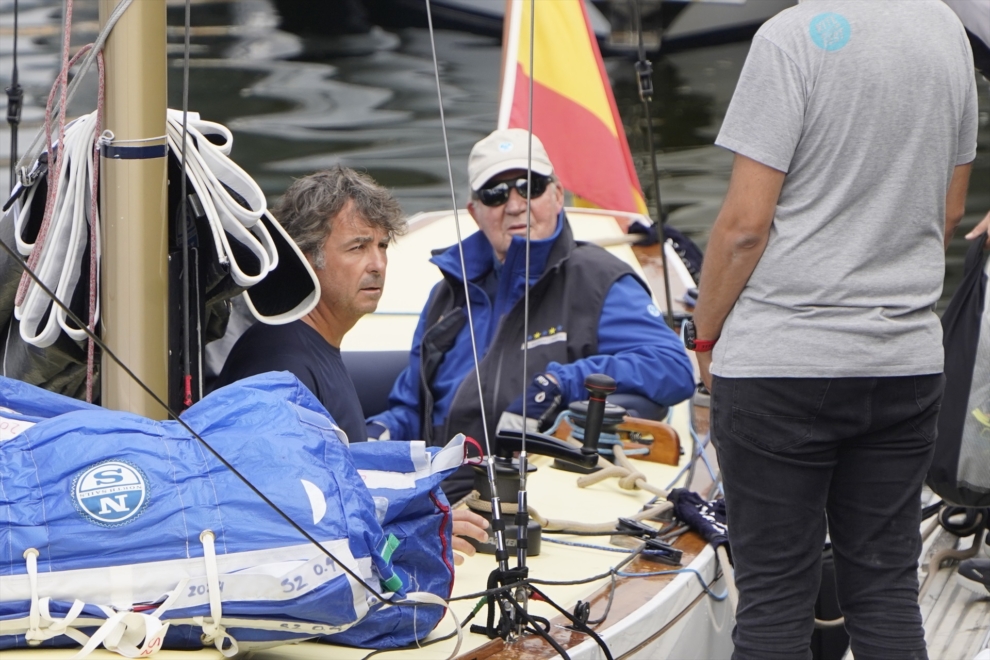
[497,0,523,130]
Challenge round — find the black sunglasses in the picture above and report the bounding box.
[475,174,551,207]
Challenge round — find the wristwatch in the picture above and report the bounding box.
[684,319,717,353]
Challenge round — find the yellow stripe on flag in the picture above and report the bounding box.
[633,188,649,216]
[517,0,619,139]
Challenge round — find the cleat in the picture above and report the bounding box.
[956,557,990,596]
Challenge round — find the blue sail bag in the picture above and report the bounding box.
[0,373,461,656]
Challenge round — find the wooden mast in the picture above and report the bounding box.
[98,0,169,418]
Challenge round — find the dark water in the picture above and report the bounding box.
[1,0,987,308]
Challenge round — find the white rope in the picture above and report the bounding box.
[66,610,170,659]
[715,545,738,615]
[193,530,238,657]
[164,109,274,288]
[397,592,463,660]
[3,107,318,350]
[464,490,671,533]
[13,112,100,348]
[22,548,42,645]
[38,598,90,647]
[575,443,669,498]
[18,547,92,648]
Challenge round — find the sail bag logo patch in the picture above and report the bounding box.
[73,461,149,526]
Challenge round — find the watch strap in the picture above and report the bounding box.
[692,339,717,353]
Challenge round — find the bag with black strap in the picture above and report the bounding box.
[928,232,990,507]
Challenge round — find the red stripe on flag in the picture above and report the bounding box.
[510,65,639,213]
[580,0,646,209]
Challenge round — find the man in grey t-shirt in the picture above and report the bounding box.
[690,1,978,659]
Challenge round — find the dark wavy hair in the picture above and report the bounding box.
[273,166,406,269]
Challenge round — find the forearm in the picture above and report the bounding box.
[944,163,972,250]
[548,345,695,407]
[547,276,694,405]
[692,221,770,340]
[693,154,783,341]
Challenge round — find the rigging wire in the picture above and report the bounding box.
[5,0,23,192]
[13,0,135,186]
[16,0,76,308]
[422,0,511,575]
[514,0,538,624]
[630,0,676,330]
[179,0,193,408]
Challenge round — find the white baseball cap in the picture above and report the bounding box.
[468,128,554,191]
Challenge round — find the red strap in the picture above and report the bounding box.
[692,339,717,353]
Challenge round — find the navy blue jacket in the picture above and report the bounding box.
[369,213,695,439]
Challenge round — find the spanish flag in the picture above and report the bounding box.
[498,0,649,216]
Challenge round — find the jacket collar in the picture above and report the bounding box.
[431,210,574,284]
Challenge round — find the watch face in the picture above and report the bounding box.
[684,320,696,349]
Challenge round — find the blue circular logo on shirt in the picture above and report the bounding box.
[809,13,851,52]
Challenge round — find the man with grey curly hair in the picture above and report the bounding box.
[214,167,491,562]
[213,166,404,446]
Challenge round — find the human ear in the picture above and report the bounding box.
[467,200,481,225]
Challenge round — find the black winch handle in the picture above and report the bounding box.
[582,374,617,456]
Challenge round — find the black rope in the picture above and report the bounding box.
[448,579,529,603]
[584,573,617,626]
[504,592,572,660]
[542,529,640,537]
[0,232,403,610]
[938,506,989,538]
[921,499,943,521]
[530,585,613,660]
[6,0,24,191]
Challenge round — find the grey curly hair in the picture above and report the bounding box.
[273,166,406,270]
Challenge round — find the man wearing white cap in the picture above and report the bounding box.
[367,128,695,501]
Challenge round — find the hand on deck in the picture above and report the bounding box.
[965,210,990,248]
[451,508,489,565]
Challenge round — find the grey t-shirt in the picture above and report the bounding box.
[712,0,978,378]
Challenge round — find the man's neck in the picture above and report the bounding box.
[302,304,354,348]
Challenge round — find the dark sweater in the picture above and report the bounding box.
[213,320,366,445]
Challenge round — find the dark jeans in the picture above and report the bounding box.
[711,374,943,660]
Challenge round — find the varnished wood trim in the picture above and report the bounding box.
[617,416,681,466]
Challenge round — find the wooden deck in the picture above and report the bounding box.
[843,493,990,659]
[919,497,990,660]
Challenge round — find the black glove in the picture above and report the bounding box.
[500,373,564,433]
